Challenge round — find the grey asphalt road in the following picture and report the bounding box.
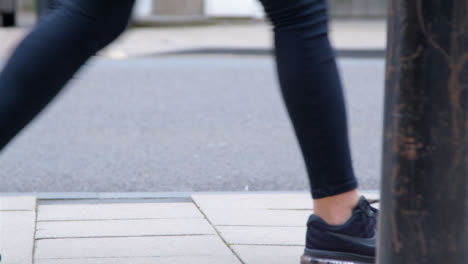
[0,55,385,193]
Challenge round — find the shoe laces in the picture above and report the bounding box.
[356,199,378,219]
[354,199,378,236]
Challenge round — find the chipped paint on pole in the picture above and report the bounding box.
[378,0,468,263]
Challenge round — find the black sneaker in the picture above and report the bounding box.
[301,196,378,264]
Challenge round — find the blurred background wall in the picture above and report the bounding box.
[19,0,387,18]
[135,0,388,18]
[328,0,387,17]
[16,0,387,21]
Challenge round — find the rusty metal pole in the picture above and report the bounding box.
[377,0,468,263]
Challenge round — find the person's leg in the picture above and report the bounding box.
[257,1,377,262]
[0,0,135,151]
[258,0,359,225]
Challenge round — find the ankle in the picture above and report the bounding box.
[313,190,360,226]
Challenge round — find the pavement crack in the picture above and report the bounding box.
[32,198,39,264]
[191,198,247,264]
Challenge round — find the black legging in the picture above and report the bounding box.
[0,0,358,199]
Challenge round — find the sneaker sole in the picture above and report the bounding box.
[301,249,374,264]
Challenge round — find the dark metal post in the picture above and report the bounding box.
[378,0,468,263]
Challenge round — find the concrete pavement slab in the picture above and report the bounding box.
[0,193,380,263]
[194,207,311,226]
[36,218,215,239]
[34,255,240,264]
[192,191,377,211]
[0,196,37,264]
[192,192,379,226]
[217,226,306,245]
[192,193,313,226]
[34,236,238,260]
[0,196,36,211]
[193,195,379,227]
[192,193,313,210]
[232,245,304,264]
[37,202,203,221]
[0,212,37,264]
[193,192,379,262]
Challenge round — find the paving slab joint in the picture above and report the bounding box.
[31,197,39,264]
[191,196,246,264]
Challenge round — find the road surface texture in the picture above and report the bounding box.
[0,55,384,192]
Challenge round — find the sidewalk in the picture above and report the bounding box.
[0,191,379,264]
[0,19,386,60]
